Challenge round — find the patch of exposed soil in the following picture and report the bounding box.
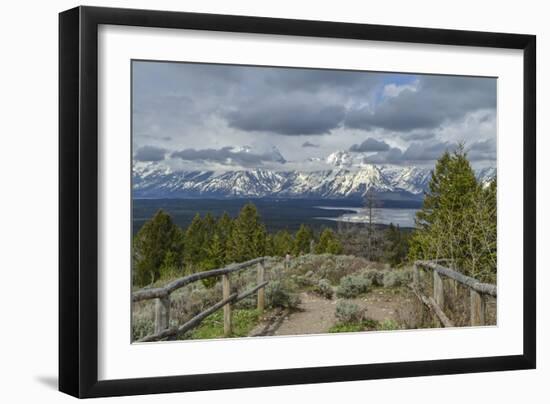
[254,287,417,337]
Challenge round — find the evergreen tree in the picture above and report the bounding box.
[409,145,496,281]
[226,203,267,262]
[216,212,234,264]
[315,228,342,254]
[273,230,294,256]
[202,212,217,241]
[293,224,313,255]
[264,234,275,257]
[133,209,184,286]
[383,223,409,266]
[202,232,225,287]
[184,213,206,269]
[326,237,344,254]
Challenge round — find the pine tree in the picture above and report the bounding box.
[216,212,234,264]
[226,203,266,262]
[273,230,294,256]
[133,209,184,286]
[265,234,275,257]
[315,228,342,254]
[409,145,496,281]
[383,223,409,266]
[326,237,344,254]
[293,224,313,255]
[202,232,225,287]
[184,213,206,269]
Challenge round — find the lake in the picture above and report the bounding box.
[132,198,421,235]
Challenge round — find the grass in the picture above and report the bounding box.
[328,323,365,333]
[185,308,261,340]
[328,318,379,333]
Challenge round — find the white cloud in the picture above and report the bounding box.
[382,81,418,98]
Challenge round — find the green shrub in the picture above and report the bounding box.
[132,317,154,341]
[382,270,412,288]
[329,323,364,333]
[362,269,385,287]
[377,319,400,331]
[292,274,315,288]
[266,280,301,309]
[314,279,334,299]
[187,309,260,339]
[336,274,371,298]
[335,300,365,324]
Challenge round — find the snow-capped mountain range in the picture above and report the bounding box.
[133,150,496,200]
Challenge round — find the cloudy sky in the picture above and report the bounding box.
[132,60,497,172]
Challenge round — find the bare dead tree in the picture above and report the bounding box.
[363,187,383,261]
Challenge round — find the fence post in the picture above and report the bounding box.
[257,260,265,314]
[470,289,486,326]
[413,264,420,287]
[433,270,445,309]
[222,274,232,337]
[154,295,170,334]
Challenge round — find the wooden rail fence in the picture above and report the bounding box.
[133,257,269,342]
[412,260,497,328]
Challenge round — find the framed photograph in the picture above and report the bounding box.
[59,6,536,398]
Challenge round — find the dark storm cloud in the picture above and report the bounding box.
[364,147,405,164]
[365,141,459,164]
[346,76,496,132]
[133,61,496,169]
[225,100,346,135]
[349,137,390,152]
[400,132,436,141]
[401,141,458,161]
[134,145,167,162]
[171,146,286,167]
[133,61,388,140]
[467,138,496,161]
[264,68,380,93]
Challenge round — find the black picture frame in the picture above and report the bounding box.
[59,5,536,398]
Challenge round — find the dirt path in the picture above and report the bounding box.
[273,292,338,336]
[257,288,416,337]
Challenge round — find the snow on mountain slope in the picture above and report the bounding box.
[132,155,496,199]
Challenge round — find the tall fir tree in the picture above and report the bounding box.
[273,230,294,256]
[216,212,234,264]
[315,228,342,254]
[133,209,184,286]
[226,203,267,262]
[409,145,496,281]
[383,223,409,266]
[293,224,313,255]
[184,213,206,269]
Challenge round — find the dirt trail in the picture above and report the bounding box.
[258,288,416,337]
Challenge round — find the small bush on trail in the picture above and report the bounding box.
[185,309,261,339]
[335,300,365,324]
[336,274,371,298]
[362,269,385,287]
[328,318,380,333]
[132,316,154,341]
[266,280,301,309]
[377,319,400,331]
[328,323,364,333]
[382,270,412,288]
[314,279,334,299]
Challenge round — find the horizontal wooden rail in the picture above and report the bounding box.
[134,258,269,342]
[137,293,238,342]
[137,281,270,342]
[132,257,267,302]
[415,260,497,297]
[409,285,454,327]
